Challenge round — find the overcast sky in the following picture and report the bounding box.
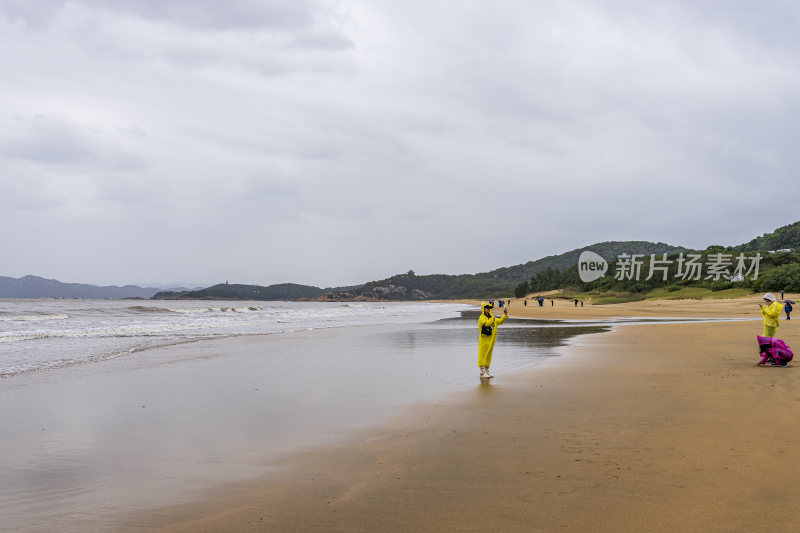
[2,1,799,288]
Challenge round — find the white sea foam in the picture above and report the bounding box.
[0,314,69,322]
[0,300,468,376]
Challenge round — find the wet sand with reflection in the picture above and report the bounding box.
[124,299,800,532]
[1,313,608,532]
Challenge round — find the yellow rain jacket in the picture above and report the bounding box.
[762,301,784,336]
[478,302,507,369]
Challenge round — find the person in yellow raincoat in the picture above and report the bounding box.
[478,301,507,379]
[760,292,784,337]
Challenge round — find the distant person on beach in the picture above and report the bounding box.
[551,299,554,306]
[760,293,784,337]
[781,289,785,300]
[581,301,584,307]
[478,301,507,379]
[538,297,544,307]
[524,300,527,307]
[574,299,578,307]
[785,301,793,320]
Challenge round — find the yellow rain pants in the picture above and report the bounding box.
[478,311,507,369]
[762,301,783,337]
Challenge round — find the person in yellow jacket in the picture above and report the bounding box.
[760,292,784,337]
[478,301,507,379]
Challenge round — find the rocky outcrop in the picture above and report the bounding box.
[362,284,429,300]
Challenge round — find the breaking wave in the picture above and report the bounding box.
[0,301,467,377]
[0,314,69,322]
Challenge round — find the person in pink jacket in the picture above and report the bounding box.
[757,336,793,367]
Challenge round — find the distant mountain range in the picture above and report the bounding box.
[152,283,327,301]
[0,276,194,299]
[5,221,799,301]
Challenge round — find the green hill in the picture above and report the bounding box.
[735,221,800,252]
[486,241,690,282]
[321,241,689,301]
[516,222,800,297]
[149,222,800,301]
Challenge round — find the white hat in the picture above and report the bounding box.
[763,293,776,301]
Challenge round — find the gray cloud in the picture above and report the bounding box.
[1,0,321,31]
[1,115,95,164]
[1,0,353,81]
[0,115,148,171]
[88,0,317,31]
[0,161,66,210]
[1,0,799,286]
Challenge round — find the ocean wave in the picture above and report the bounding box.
[126,306,174,314]
[0,333,254,378]
[0,322,207,343]
[0,312,272,344]
[0,333,48,343]
[0,301,468,376]
[169,306,262,314]
[0,344,155,377]
[0,314,69,322]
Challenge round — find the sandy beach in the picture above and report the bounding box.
[121,295,800,532]
[467,292,785,320]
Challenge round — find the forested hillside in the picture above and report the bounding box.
[321,241,688,300]
[515,222,800,296]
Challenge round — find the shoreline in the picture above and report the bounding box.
[3,310,612,532]
[121,299,800,532]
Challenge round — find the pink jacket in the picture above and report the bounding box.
[757,335,794,365]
